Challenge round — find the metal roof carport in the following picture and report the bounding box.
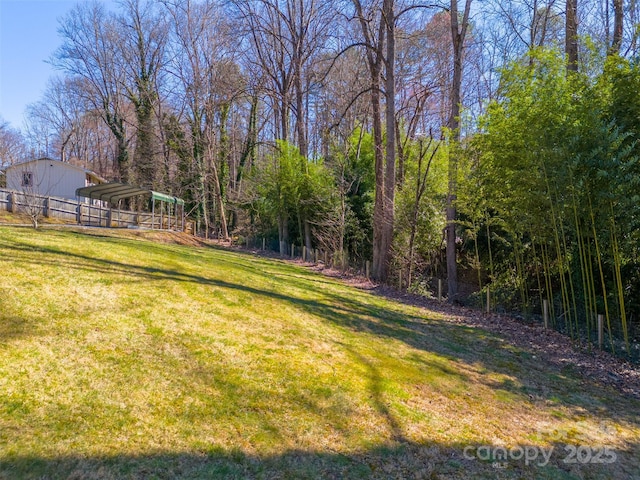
[76,182,185,231]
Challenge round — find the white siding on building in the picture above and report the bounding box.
[6,159,103,200]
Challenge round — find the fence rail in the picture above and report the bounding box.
[0,188,186,232]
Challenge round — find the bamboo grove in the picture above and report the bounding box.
[1,1,640,357]
[459,50,640,357]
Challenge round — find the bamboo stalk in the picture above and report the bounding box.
[586,238,598,345]
[543,299,549,329]
[609,205,629,353]
[589,199,614,353]
[486,219,495,280]
[531,240,545,318]
[574,204,593,343]
[486,287,490,315]
[513,238,526,309]
[541,242,555,325]
[598,314,604,350]
[473,224,484,311]
[559,220,579,341]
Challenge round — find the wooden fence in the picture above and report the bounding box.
[0,188,187,232]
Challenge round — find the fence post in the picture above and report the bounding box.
[365,260,370,279]
[262,237,266,251]
[598,314,604,349]
[486,288,490,314]
[291,243,295,258]
[44,197,50,218]
[7,192,13,213]
[438,279,442,302]
[543,300,549,330]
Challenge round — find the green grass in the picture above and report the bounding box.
[0,226,638,479]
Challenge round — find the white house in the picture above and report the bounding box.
[5,158,106,200]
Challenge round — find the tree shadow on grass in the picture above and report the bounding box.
[2,238,640,444]
[0,314,40,346]
[1,440,638,480]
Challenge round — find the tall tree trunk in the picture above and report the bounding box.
[133,101,156,189]
[114,133,130,184]
[191,120,209,238]
[205,108,229,241]
[105,111,130,184]
[612,0,624,54]
[294,63,307,159]
[294,39,312,253]
[280,92,290,143]
[371,75,386,280]
[447,0,472,303]
[230,93,259,231]
[279,214,289,256]
[236,93,259,187]
[353,0,387,281]
[566,0,578,71]
[211,160,229,240]
[380,0,396,283]
[198,155,209,238]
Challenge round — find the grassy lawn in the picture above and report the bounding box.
[0,226,638,479]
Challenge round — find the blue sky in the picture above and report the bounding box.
[0,0,78,130]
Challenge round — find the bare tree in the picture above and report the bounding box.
[163,0,242,239]
[55,0,170,191]
[0,119,27,168]
[350,0,394,281]
[487,0,562,56]
[55,2,132,182]
[25,77,89,163]
[407,135,440,287]
[394,10,452,184]
[446,0,473,302]
[118,0,169,190]
[234,0,335,253]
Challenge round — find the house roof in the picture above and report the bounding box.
[76,182,185,206]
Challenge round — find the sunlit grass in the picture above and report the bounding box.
[0,226,638,479]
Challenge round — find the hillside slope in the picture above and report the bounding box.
[0,226,638,479]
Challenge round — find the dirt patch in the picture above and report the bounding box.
[118,229,212,247]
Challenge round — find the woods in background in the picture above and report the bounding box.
[2,0,640,357]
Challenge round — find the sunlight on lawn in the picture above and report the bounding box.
[0,227,638,479]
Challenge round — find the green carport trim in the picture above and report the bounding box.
[151,191,185,205]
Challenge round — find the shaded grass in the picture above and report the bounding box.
[0,226,638,479]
